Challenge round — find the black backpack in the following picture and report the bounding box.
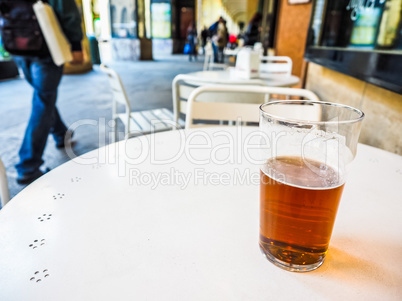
[0,0,48,56]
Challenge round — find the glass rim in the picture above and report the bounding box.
[259,100,365,125]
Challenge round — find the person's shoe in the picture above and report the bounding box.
[55,130,74,148]
[16,170,44,185]
[16,167,50,185]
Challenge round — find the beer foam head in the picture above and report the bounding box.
[259,124,354,185]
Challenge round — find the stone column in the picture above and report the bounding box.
[109,0,152,61]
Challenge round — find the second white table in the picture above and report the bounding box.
[185,68,300,87]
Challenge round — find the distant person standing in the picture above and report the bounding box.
[187,22,198,62]
[237,21,246,46]
[209,16,224,63]
[244,12,262,46]
[216,19,228,63]
[0,0,84,185]
[200,26,209,55]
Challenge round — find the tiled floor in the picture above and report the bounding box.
[0,54,204,200]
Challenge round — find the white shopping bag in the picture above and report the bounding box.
[33,1,72,66]
[235,48,260,79]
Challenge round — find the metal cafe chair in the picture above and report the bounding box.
[203,41,228,71]
[101,64,181,142]
[0,157,10,207]
[185,85,320,129]
[260,56,293,77]
[172,74,270,126]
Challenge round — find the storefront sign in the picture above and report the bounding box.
[346,0,387,21]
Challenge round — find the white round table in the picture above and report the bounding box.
[0,127,401,300]
[185,68,300,87]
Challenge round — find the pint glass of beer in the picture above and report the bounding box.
[259,101,364,272]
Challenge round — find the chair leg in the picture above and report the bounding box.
[114,118,118,143]
[236,120,243,127]
[111,116,119,143]
[0,158,10,207]
[125,115,131,140]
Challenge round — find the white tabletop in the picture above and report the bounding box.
[0,127,402,300]
[223,48,240,56]
[185,68,300,87]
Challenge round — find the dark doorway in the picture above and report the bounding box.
[171,0,195,53]
[180,7,194,39]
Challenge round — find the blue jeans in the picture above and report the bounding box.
[188,38,197,61]
[14,56,66,177]
[212,42,218,63]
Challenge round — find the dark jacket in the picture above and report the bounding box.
[209,21,219,37]
[48,0,83,51]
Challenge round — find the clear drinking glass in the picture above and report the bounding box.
[259,100,364,272]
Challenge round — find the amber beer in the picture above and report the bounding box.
[259,156,345,269]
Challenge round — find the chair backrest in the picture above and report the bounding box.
[260,56,292,76]
[254,42,263,55]
[185,85,320,129]
[0,156,10,207]
[100,64,131,112]
[172,74,269,125]
[172,74,202,124]
[203,41,228,71]
[203,41,213,71]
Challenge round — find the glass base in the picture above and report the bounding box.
[259,244,325,272]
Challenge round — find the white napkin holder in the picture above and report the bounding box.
[235,48,260,79]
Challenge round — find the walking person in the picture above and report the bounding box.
[0,0,84,185]
[209,16,223,63]
[200,26,209,55]
[187,22,197,61]
[216,19,228,63]
[244,12,262,46]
